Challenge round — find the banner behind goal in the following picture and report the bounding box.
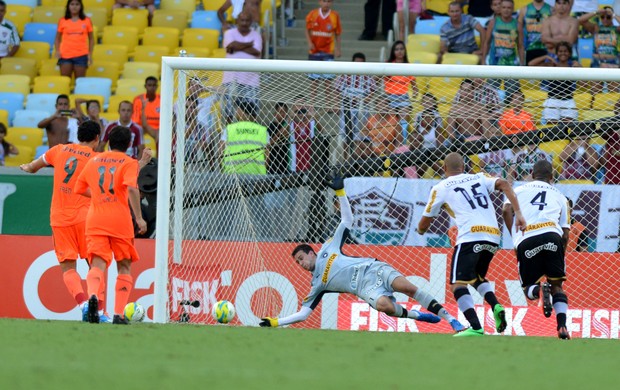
[154,58,620,338]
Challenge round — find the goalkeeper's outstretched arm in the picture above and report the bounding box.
[259,306,313,327]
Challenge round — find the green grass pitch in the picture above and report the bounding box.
[0,318,616,389]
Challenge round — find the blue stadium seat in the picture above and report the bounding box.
[74,77,113,107]
[23,23,58,48]
[191,11,222,31]
[578,37,593,61]
[415,18,446,35]
[0,92,25,125]
[35,145,49,159]
[5,0,38,8]
[25,93,58,113]
[12,109,50,128]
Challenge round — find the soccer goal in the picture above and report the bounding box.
[155,57,620,338]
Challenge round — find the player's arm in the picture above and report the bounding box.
[139,148,153,169]
[502,203,514,235]
[495,179,526,231]
[129,186,146,235]
[417,187,442,234]
[259,306,313,327]
[19,155,48,173]
[560,198,571,251]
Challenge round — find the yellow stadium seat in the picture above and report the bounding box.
[442,53,479,65]
[107,95,136,113]
[14,41,50,66]
[590,135,606,146]
[182,28,219,52]
[160,0,194,21]
[260,0,274,26]
[143,134,157,156]
[133,45,171,64]
[121,62,160,80]
[102,25,139,55]
[580,110,614,121]
[428,77,462,103]
[407,34,441,54]
[574,92,592,110]
[142,27,180,51]
[592,92,620,111]
[539,139,569,172]
[201,0,220,11]
[85,8,108,38]
[112,8,149,36]
[32,5,63,24]
[6,5,32,35]
[0,109,9,126]
[93,44,129,69]
[426,0,450,14]
[86,61,120,87]
[409,51,438,64]
[83,0,114,16]
[0,75,30,96]
[175,46,211,58]
[40,0,66,6]
[100,111,118,122]
[523,89,547,104]
[210,48,227,58]
[38,59,61,76]
[33,76,71,95]
[4,146,34,167]
[6,127,44,150]
[116,78,145,96]
[152,10,189,36]
[0,57,38,79]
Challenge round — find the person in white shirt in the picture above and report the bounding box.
[417,152,527,337]
[502,159,571,340]
[0,1,20,58]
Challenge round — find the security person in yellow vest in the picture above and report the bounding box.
[220,99,269,174]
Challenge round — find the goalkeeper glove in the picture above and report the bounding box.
[259,317,279,327]
[324,168,345,192]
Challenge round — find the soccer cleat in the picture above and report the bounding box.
[100,313,113,323]
[412,310,441,323]
[558,326,571,340]
[541,282,553,318]
[112,315,130,325]
[449,319,466,333]
[87,295,99,324]
[493,304,507,333]
[453,327,484,337]
[81,304,88,322]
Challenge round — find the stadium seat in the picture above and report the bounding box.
[133,45,171,64]
[115,79,144,96]
[5,0,37,7]
[4,146,34,167]
[33,76,71,95]
[83,0,114,16]
[86,61,120,88]
[34,144,49,158]
[85,8,108,38]
[539,140,569,172]
[442,53,479,65]
[210,48,227,58]
[182,28,219,52]
[0,110,8,126]
[428,76,463,99]
[121,62,160,80]
[23,23,57,47]
[40,0,65,6]
[426,0,451,15]
[0,57,38,79]
[407,34,441,54]
[0,75,31,96]
[574,92,592,110]
[6,127,44,150]
[592,92,620,111]
[142,27,180,51]
[523,89,547,104]
[25,93,57,113]
[102,25,139,55]
[37,59,61,76]
[191,10,221,30]
[12,110,50,128]
[160,0,194,21]
[6,4,32,35]
[0,92,25,124]
[408,51,438,64]
[112,8,149,36]
[578,37,594,61]
[175,46,211,58]
[581,110,614,121]
[415,19,444,35]
[92,44,129,69]
[32,5,64,24]
[152,10,189,35]
[107,95,136,113]
[143,134,157,156]
[74,77,112,106]
[201,0,220,11]
[14,41,51,65]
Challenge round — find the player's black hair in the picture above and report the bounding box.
[532,159,553,182]
[108,126,131,152]
[56,94,69,105]
[77,120,100,142]
[352,52,366,61]
[291,244,315,258]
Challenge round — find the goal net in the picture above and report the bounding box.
[154,58,620,338]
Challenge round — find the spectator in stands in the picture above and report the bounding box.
[508,144,552,181]
[437,2,486,64]
[483,0,523,99]
[289,96,321,173]
[603,99,620,184]
[113,0,155,26]
[499,90,536,135]
[133,76,160,140]
[98,101,143,160]
[0,123,18,166]
[218,0,262,31]
[412,93,444,149]
[55,0,94,79]
[397,0,425,39]
[530,42,580,124]
[385,40,417,141]
[75,98,107,137]
[334,52,377,160]
[222,11,262,122]
[541,0,578,55]
[558,135,599,181]
[363,97,403,159]
[518,0,552,66]
[453,77,503,120]
[267,102,290,175]
[447,79,494,143]
[359,0,396,40]
[220,99,269,175]
[0,1,20,59]
[38,94,80,147]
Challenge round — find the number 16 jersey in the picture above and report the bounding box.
[423,173,500,245]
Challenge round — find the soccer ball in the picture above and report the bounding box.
[212,300,235,324]
[124,302,145,322]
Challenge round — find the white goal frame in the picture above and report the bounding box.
[154,57,620,324]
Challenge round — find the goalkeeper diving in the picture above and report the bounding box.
[259,171,465,333]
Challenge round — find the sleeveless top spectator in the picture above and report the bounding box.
[523,3,552,52]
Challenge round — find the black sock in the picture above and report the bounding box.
[454,287,481,330]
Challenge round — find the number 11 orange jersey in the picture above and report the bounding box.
[75,151,140,238]
[43,144,98,227]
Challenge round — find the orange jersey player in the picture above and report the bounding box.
[75,125,151,324]
[20,121,101,321]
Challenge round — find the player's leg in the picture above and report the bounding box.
[52,226,88,317]
[85,235,112,323]
[111,237,140,324]
[373,295,440,323]
[473,243,506,333]
[450,243,484,336]
[542,233,570,339]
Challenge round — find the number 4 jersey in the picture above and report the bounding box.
[75,151,140,238]
[423,173,501,245]
[504,180,570,248]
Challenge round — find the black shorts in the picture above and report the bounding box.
[450,241,499,284]
[516,232,566,287]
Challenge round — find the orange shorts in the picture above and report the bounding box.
[52,222,87,262]
[86,235,140,265]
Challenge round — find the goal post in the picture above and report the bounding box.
[154,57,620,338]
